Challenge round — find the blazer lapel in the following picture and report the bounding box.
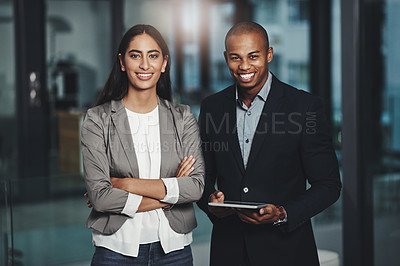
[224,86,245,174]
[246,75,284,171]
[158,97,175,179]
[110,100,139,177]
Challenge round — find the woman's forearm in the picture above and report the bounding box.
[137,196,169,212]
[111,178,167,200]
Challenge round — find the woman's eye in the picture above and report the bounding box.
[130,54,140,59]
[149,54,158,59]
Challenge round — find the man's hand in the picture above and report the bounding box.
[84,192,92,208]
[208,190,234,218]
[235,204,282,224]
[176,155,196,177]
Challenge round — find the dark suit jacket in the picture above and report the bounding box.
[197,74,342,266]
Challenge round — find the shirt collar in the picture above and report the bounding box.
[235,71,272,103]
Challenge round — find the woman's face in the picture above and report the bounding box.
[119,33,168,93]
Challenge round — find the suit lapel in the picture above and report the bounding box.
[110,100,139,177]
[158,97,175,179]
[224,86,245,174]
[246,75,285,171]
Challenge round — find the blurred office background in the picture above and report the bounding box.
[0,0,399,265]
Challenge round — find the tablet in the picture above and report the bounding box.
[208,201,269,210]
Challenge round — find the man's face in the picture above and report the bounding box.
[224,32,273,93]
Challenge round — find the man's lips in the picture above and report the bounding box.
[238,72,255,82]
[136,73,153,80]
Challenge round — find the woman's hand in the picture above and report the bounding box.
[176,155,196,177]
[84,192,92,208]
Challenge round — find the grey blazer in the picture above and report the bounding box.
[81,97,205,235]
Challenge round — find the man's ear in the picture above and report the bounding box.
[267,47,273,63]
[224,51,228,64]
[118,53,125,71]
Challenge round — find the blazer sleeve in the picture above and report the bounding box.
[196,100,219,223]
[81,108,130,214]
[175,105,205,204]
[283,96,342,232]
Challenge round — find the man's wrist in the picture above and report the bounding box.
[273,205,287,226]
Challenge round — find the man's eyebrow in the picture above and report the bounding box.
[127,49,161,53]
[228,50,261,56]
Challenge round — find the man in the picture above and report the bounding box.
[197,21,342,266]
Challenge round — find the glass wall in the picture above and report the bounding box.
[373,0,400,265]
[46,0,112,177]
[0,180,11,265]
[312,0,343,263]
[254,0,310,92]
[0,0,18,181]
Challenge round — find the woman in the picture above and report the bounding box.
[81,24,204,265]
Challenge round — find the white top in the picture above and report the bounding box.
[92,106,192,257]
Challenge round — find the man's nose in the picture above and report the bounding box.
[238,59,250,71]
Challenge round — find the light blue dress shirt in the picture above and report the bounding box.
[236,72,272,168]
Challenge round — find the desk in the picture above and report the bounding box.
[56,111,84,174]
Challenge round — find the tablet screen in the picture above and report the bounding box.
[208,201,269,209]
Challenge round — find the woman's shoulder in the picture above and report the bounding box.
[84,101,113,124]
[160,98,191,115]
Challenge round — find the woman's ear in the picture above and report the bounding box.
[118,53,125,71]
[161,55,168,73]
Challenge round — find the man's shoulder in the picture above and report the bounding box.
[273,75,318,106]
[201,85,235,107]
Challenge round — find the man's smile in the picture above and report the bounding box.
[238,72,255,82]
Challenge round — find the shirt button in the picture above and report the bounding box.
[245,139,249,143]
[247,111,251,116]
[243,187,249,193]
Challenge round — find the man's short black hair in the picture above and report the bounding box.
[225,21,269,49]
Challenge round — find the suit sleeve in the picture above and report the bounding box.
[81,109,133,215]
[196,100,219,223]
[283,96,342,232]
[175,105,205,204]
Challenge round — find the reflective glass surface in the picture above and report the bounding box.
[46,0,112,176]
[0,0,18,180]
[373,0,400,264]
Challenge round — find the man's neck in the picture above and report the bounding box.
[238,83,264,108]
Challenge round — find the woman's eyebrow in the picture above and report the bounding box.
[127,49,161,53]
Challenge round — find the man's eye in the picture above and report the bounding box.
[250,55,258,59]
[231,57,240,60]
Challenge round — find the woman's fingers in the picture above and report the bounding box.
[176,155,196,177]
[176,156,188,175]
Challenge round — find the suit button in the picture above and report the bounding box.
[243,187,249,193]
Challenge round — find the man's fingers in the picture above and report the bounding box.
[237,212,258,224]
[209,206,233,218]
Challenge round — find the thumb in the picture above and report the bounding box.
[217,192,225,202]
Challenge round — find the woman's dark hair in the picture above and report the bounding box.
[93,24,172,106]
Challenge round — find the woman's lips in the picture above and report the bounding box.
[136,73,153,81]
